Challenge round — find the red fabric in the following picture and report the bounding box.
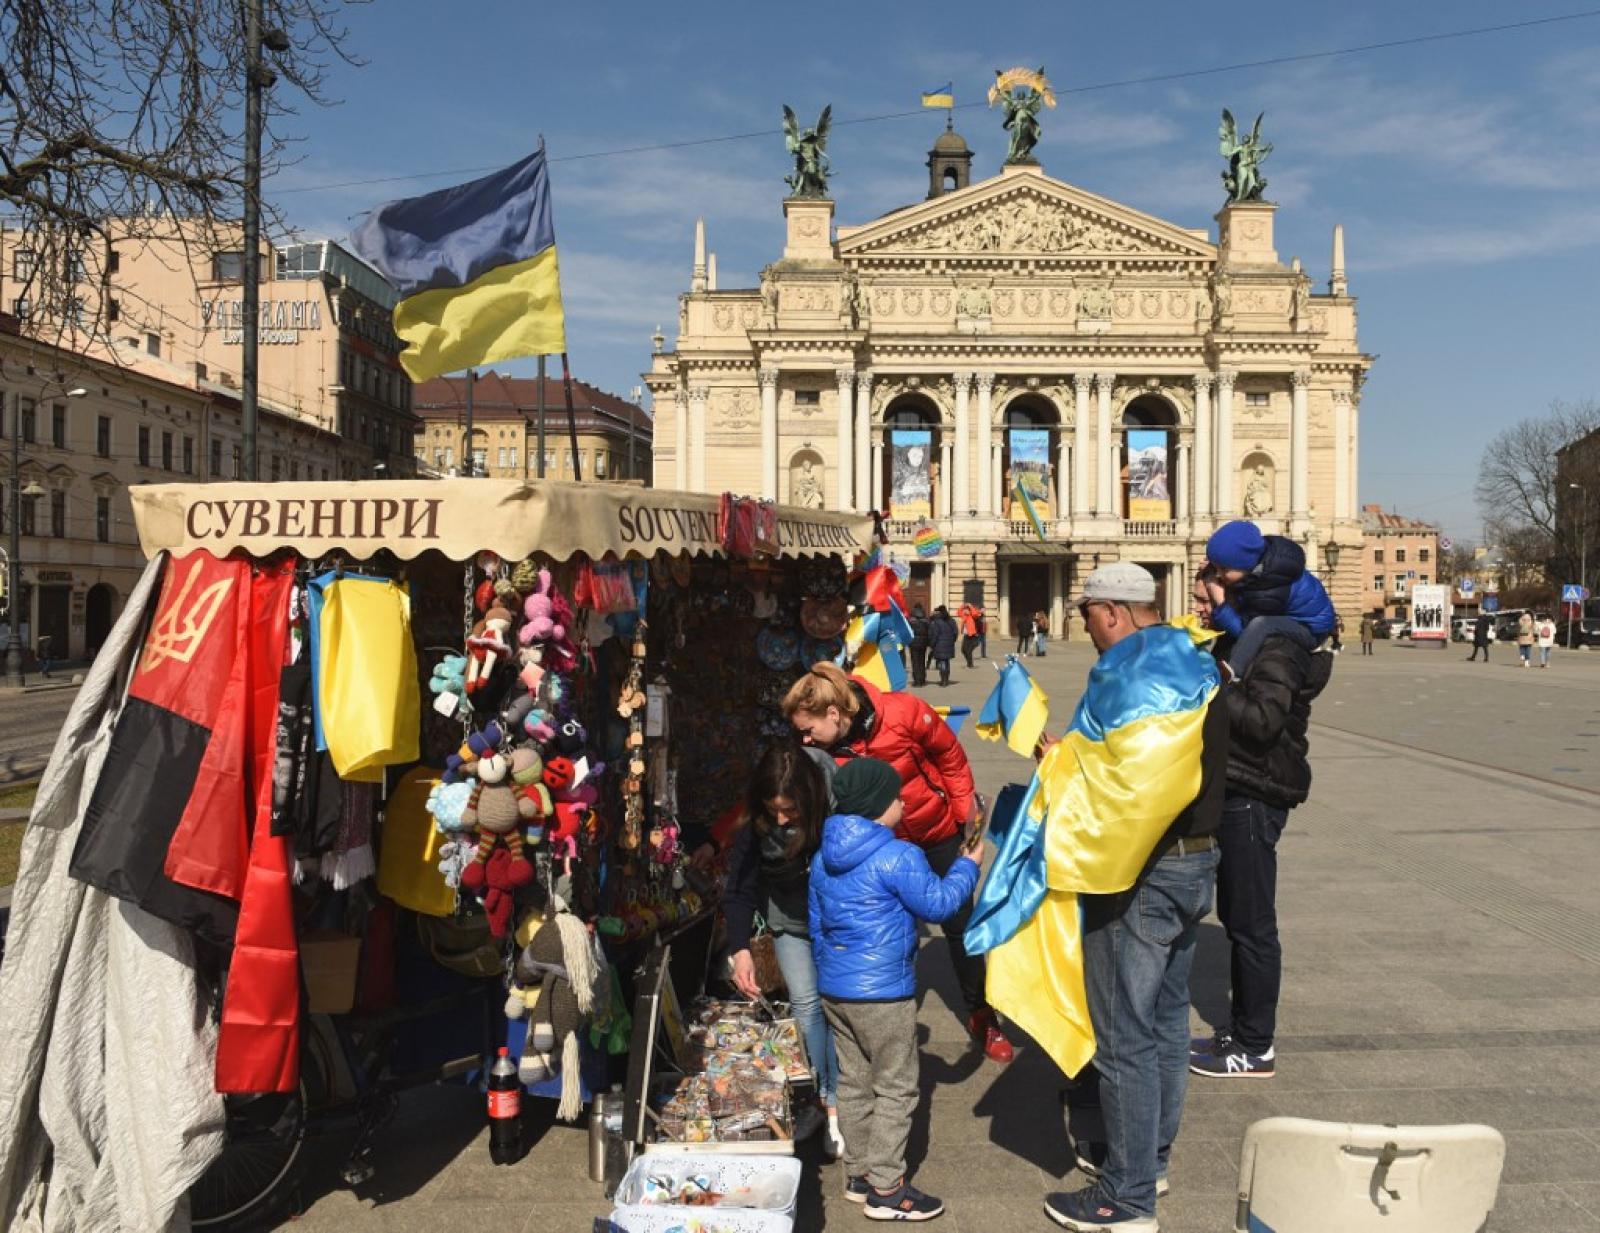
[709,800,745,851]
[839,676,975,847]
[863,566,907,616]
[213,559,300,1094]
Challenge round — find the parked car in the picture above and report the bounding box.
[1392,621,1413,640]
[1370,617,1394,639]
[1451,617,1476,642]
[1555,618,1600,648]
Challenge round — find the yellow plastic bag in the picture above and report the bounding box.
[376,766,455,917]
[317,576,420,779]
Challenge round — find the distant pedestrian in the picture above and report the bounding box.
[1467,613,1493,662]
[909,604,931,688]
[35,633,54,678]
[1331,616,1345,654]
[928,605,959,687]
[957,601,983,669]
[1032,610,1048,657]
[1537,615,1556,668]
[1015,614,1032,657]
[1358,614,1375,655]
[1517,611,1535,667]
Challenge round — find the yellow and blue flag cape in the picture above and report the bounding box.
[351,146,566,383]
[965,618,1220,1079]
[975,655,1050,757]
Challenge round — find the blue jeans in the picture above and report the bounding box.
[1075,847,1219,1217]
[774,931,838,1104]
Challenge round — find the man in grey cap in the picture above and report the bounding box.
[1039,561,1230,1231]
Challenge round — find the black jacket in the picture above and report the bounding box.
[909,614,931,650]
[1223,631,1334,809]
[1473,615,1492,646]
[928,615,959,660]
[722,820,815,952]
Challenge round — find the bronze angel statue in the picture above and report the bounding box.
[1219,109,1272,203]
[989,67,1056,165]
[782,104,832,198]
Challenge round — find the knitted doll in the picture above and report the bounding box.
[506,911,603,1118]
[458,750,536,935]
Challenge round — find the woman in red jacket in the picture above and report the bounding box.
[782,662,1014,1064]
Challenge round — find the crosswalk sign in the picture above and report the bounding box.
[1562,583,1587,603]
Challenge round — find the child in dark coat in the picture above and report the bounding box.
[1206,520,1338,673]
[809,758,980,1221]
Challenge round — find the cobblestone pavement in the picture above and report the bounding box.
[282,637,1600,1231]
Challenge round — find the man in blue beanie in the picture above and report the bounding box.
[1203,520,1337,674]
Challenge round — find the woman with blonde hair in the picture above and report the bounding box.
[782,662,1014,1064]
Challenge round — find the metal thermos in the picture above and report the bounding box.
[587,1091,612,1182]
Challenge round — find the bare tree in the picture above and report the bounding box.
[0,0,362,336]
[1476,399,1600,590]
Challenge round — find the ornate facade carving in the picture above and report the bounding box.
[717,388,756,430]
[956,286,991,317]
[882,191,1168,256]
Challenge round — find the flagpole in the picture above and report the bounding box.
[560,352,583,483]
[536,354,547,478]
[463,367,476,476]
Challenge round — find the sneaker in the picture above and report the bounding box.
[1044,1186,1158,1231]
[844,1175,871,1204]
[865,1180,945,1221]
[1071,1143,1169,1198]
[967,1008,1015,1064]
[792,1103,826,1142]
[1189,1044,1275,1079]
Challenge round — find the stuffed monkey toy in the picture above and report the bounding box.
[507,912,601,1118]
[458,750,536,934]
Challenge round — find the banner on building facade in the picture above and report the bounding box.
[1410,583,1450,641]
[889,430,933,521]
[1126,430,1171,521]
[1008,429,1052,522]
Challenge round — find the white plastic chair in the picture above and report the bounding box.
[1234,1117,1505,1233]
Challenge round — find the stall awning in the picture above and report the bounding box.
[130,479,872,563]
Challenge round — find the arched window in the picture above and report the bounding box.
[882,397,940,518]
[1001,396,1059,521]
[1121,396,1178,521]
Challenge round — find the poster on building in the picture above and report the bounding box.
[1410,583,1450,642]
[1126,430,1170,520]
[1008,429,1052,521]
[889,429,933,521]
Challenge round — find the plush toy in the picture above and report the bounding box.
[466,605,515,695]
[429,654,467,699]
[506,912,603,1117]
[547,800,584,873]
[509,745,553,827]
[554,717,587,757]
[458,750,537,935]
[443,722,504,784]
[426,780,473,833]
[541,755,576,794]
[518,568,564,647]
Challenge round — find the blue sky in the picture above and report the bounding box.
[269,1,1600,542]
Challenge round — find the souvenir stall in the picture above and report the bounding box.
[0,477,870,1233]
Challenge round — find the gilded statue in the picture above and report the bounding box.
[989,67,1056,165]
[782,104,832,198]
[1219,109,1272,203]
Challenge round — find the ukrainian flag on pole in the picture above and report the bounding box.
[976,655,1050,757]
[921,83,955,109]
[351,146,566,383]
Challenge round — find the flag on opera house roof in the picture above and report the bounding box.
[351,145,566,382]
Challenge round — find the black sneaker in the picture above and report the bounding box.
[1189,1044,1275,1079]
[865,1180,945,1222]
[1071,1142,1168,1197]
[1189,1027,1233,1056]
[1044,1186,1157,1231]
[844,1175,871,1204]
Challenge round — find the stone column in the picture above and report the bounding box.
[1290,367,1311,520]
[855,371,872,509]
[1095,372,1116,518]
[939,437,953,518]
[952,371,972,516]
[1348,393,1360,516]
[1055,431,1070,520]
[975,373,995,516]
[1175,441,1190,520]
[1072,373,1092,518]
[992,446,1004,518]
[870,437,884,506]
[1192,374,1213,520]
[674,388,689,491]
[1214,368,1236,516]
[835,368,854,512]
[758,367,779,501]
[688,384,709,491]
[1332,388,1351,520]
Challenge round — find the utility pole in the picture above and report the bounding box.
[241,3,289,482]
[536,355,547,478]
[462,368,475,475]
[1571,482,1588,649]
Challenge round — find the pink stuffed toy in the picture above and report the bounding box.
[518,568,564,648]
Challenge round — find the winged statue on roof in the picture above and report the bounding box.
[1219,108,1272,203]
[782,104,832,198]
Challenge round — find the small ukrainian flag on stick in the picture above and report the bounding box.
[921,82,955,110]
[976,655,1050,758]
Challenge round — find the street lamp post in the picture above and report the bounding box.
[241,3,290,482]
[6,385,86,686]
[1570,482,1588,649]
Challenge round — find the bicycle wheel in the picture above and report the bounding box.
[188,1066,316,1230]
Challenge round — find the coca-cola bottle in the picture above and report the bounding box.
[488,1046,523,1165]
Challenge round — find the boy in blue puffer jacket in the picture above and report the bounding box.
[1205,520,1338,674]
[810,757,980,1223]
